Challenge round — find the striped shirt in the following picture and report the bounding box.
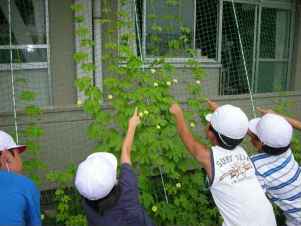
[251,149,301,226]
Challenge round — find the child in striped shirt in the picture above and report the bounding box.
[248,111,301,226]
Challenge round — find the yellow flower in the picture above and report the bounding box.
[144,110,149,115]
[154,82,159,87]
[151,69,156,74]
[196,80,201,84]
[156,125,161,129]
[166,81,172,86]
[152,206,158,212]
[190,122,195,128]
[173,79,178,84]
[176,183,182,188]
[139,112,144,118]
[107,94,113,100]
[77,100,82,106]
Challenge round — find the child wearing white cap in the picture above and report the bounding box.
[0,130,41,226]
[75,108,154,226]
[170,101,276,226]
[257,107,301,131]
[248,112,301,226]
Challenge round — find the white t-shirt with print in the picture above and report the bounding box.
[209,145,276,226]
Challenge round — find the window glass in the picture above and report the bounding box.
[11,0,46,45]
[221,2,256,95]
[0,0,49,113]
[144,0,219,59]
[257,61,288,92]
[195,0,218,59]
[260,8,290,59]
[0,48,47,63]
[145,0,194,57]
[0,1,9,45]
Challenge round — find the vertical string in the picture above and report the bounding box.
[134,0,168,203]
[8,0,19,143]
[231,0,257,117]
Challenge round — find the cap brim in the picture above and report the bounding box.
[8,145,27,154]
[205,113,213,122]
[248,118,261,136]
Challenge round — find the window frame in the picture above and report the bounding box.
[138,0,295,94]
[74,0,104,103]
[141,0,222,63]
[253,1,295,92]
[0,0,52,105]
[220,0,295,94]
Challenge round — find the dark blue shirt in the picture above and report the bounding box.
[0,170,41,226]
[83,164,155,226]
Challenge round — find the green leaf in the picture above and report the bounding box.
[81,63,96,73]
[73,52,89,63]
[19,90,37,102]
[70,3,84,12]
[75,26,90,37]
[22,126,44,138]
[74,15,85,23]
[25,105,42,117]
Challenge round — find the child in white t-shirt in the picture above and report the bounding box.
[170,101,276,226]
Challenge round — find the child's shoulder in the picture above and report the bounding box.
[250,152,271,162]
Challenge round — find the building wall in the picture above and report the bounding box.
[1,92,301,189]
[49,0,77,106]
[293,0,301,90]
[0,0,301,189]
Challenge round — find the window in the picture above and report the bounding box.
[221,2,256,95]
[256,8,291,93]
[137,0,219,60]
[220,1,293,95]
[135,0,294,95]
[0,0,50,113]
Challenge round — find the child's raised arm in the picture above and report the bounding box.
[121,107,141,165]
[169,103,212,179]
[257,107,301,131]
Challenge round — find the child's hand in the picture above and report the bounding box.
[208,100,219,111]
[256,107,274,116]
[129,107,141,128]
[170,103,183,116]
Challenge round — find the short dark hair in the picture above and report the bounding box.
[261,144,290,156]
[209,125,244,150]
[84,184,122,215]
[249,131,290,155]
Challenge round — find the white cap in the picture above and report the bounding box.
[248,118,261,136]
[75,152,118,200]
[206,105,249,139]
[0,130,26,153]
[248,114,293,148]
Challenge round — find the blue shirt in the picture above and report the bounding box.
[0,170,41,226]
[251,149,301,226]
[83,164,154,226]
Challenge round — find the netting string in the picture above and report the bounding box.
[8,0,19,143]
[134,0,169,204]
[230,0,256,117]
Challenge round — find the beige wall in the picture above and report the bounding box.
[1,92,301,189]
[49,0,77,106]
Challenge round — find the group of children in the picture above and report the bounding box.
[0,101,300,226]
[74,101,301,226]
